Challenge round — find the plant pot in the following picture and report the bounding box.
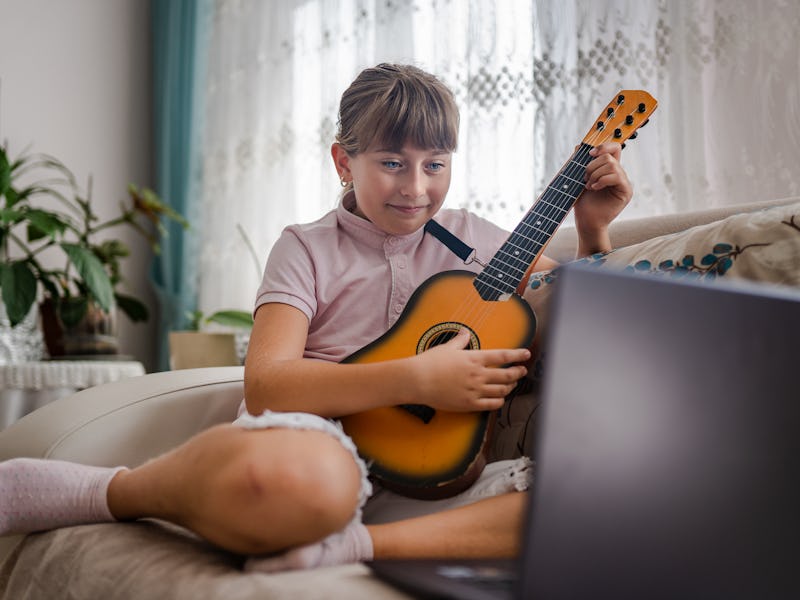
[168,331,239,370]
[40,298,119,357]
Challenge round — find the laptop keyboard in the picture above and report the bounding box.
[435,564,517,591]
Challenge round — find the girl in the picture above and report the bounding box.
[0,63,632,571]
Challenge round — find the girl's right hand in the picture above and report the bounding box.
[407,328,530,412]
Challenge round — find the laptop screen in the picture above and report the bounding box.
[520,265,800,599]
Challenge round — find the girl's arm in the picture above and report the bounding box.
[243,302,529,418]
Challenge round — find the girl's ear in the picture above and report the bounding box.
[331,143,352,182]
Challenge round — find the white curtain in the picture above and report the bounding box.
[197,0,800,316]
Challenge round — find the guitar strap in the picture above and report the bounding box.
[424,219,486,267]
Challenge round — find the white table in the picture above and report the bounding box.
[0,360,146,429]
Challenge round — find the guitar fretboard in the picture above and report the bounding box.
[473,142,595,301]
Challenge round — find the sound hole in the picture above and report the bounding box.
[416,322,479,354]
[400,323,480,424]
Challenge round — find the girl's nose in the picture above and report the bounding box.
[400,169,425,199]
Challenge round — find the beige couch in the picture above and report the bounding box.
[0,198,795,599]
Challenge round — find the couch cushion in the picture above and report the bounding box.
[0,520,410,600]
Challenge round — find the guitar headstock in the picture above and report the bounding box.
[582,90,657,148]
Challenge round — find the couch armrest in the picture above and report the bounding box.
[0,366,244,467]
[0,367,244,564]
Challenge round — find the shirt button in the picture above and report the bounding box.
[394,304,403,314]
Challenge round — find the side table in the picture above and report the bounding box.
[0,360,146,429]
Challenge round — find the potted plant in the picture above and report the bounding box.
[0,143,188,356]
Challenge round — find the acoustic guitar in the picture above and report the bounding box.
[340,90,658,499]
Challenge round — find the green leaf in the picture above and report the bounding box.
[115,293,149,322]
[60,242,114,311]
[58,296,89,328]
[0,208,25,225]
[3,184,39,209]
[128,184,189,228]
[185,309,203,331]
[0,147,11,199]
[0,260,38,326]
[39,275,60,299]
[95,239,130,260]
[25,209,69,241]
[205,309,254,329]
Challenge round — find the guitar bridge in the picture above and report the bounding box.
[399,403,436,424]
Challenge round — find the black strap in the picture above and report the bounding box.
[424,219,475,263]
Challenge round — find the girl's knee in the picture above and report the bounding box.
[236,430,362,530]
[172,426,364,554]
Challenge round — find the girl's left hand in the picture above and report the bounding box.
[572,142,632,256]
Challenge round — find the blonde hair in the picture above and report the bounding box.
[335,63,460,157]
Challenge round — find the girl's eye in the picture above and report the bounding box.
[382,160,402,169]
[428,162,446,172]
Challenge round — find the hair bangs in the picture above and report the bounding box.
[336,64,460,156]
[360,77,458,153]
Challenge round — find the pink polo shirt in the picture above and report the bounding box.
[255,193,510,363]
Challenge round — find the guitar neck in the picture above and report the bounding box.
[474,142,594,301]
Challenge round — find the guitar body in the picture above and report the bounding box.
[340,270,536,499]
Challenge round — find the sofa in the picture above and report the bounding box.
[0,197,797,599]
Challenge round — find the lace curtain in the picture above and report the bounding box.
[196,0,800,316]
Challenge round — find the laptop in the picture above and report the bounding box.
[368,264,800,599]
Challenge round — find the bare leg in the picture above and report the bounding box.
[107,423,363,555]
[368,492,526,559]
[246,491,525,572]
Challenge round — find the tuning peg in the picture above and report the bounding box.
[596,121,605,130]
[613,128,622,138]
[625,115,634,125]
[629,131,638,140]
[607,107,615,117]
[621,142,627,150]
[637,102,647,113]
[640,118,650,127]
[617,94,625,104]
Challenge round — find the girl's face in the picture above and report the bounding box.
[333,143,452,236]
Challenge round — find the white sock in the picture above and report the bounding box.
[244,520,373,573]
[0,457,125,535]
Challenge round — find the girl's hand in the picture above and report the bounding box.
[408,328,530,412]
[573,142,632,257]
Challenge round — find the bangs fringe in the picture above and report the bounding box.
[359,78,459,153]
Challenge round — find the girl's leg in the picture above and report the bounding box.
[369,492,526,559]
[0,459,124,535]
[108,423,364,555]
[1,423,364,556]
[246,491,525,572]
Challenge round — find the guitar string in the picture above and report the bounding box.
[460,113,635,332]
[450,126,598,331]
[441,96,652,345]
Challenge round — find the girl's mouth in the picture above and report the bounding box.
[388,204,427,215]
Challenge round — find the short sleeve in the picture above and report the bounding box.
[254,227,317,321]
